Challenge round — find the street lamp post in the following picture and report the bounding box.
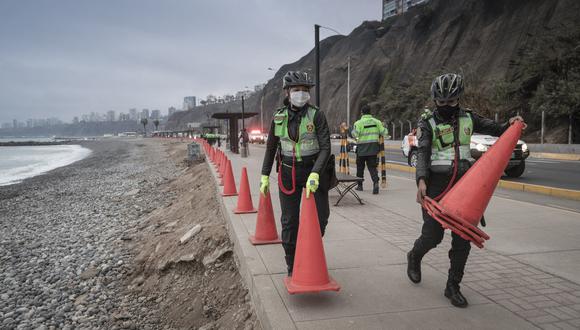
[314,24,321,107]
[347,56,351,128]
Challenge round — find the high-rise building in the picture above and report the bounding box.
[73,117,79,124]
[141,109,150,120]
[151,109,161,120]
[13,119,18,128]
[183,96,197,110]
[106,110,116,122]
[168,106,177,117]
[382,0,429,20]
[129,108,138,121]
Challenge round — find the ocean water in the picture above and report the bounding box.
[0,145,92,186]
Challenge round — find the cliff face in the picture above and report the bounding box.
[169,0,580,141]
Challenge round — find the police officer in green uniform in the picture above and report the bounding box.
[259,71,331,276]
[352,105,388,194]
[407,73,526,308]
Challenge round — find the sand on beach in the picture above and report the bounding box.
[0,138,259,329]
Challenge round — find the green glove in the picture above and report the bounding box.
[260,175,270,195]
[306,172,319,198]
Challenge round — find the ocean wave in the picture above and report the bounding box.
[0,145,92,186]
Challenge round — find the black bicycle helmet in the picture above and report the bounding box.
[431,73,464,101]
[282,71,315,89]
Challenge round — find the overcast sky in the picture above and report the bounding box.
[0,0,380,122]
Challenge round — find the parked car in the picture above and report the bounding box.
[248,130,267,144]
[401,130,529,177]
[330,133,342,140]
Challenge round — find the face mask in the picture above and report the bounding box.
[437,105,459,118]
[289,91,310,108]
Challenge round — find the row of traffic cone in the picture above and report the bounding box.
[201,140,339,294]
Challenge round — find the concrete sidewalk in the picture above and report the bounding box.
[208,145,580,330]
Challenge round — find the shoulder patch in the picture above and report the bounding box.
[421,109,433,120]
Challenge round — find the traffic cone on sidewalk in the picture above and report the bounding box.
[234,167,257,214]
[209,148,215,163]
[221,160,237,197]
[284,191,340,294]
[249,190,282,245]
[422,121,525,248]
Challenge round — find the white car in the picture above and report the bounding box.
[402,130,529,178]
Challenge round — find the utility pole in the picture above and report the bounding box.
[260,93,264,132]
[347,56,351,128]
[407,120,412,133]
[541,110,545,144]
[314,24,321,107]
[569,113,573,145]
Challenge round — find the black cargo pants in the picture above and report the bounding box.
[356,154,379,183]
[279,158,330,270]
[413,170,472,284]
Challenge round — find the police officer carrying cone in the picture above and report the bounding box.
[259,71,331,276]
[407,73,526,308]
[352,105,388,194]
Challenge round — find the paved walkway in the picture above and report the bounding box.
[208,144,580,330]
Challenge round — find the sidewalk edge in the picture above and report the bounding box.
[206,159,296,330]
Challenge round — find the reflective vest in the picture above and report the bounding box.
[425,111,473,166]
[352,114,386,145]
[273,106,319,161]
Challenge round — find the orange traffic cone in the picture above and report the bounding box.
[234,167,257,214]
[221,160,237,197]
[209,148,215,163]
[284,191,340,294]
[218,154,226,178]
[249,190,281,245]
[215,151,222,169]
[422,121,525,248]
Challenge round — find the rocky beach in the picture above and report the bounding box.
[0,138,258,329]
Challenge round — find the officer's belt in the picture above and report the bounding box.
[281,155,316,167]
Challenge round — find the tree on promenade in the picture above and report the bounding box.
[141,118,148,136]
[153,119,160,131]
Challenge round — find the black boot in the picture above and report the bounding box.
[407,250,422,283]
[285,255,294,277]
[372,181,379,195]
[356,182,363,191]
[445,281,468,308]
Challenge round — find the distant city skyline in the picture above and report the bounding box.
[0,1,379,121]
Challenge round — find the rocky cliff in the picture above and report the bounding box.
[168,0,580,142]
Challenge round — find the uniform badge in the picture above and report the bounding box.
[306,123,315,133]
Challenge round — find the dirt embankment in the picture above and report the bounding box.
[121,141,259,330]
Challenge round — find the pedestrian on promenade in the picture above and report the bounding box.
[259,71,331,276]
[407,73,526,308]
[351,105,388,194]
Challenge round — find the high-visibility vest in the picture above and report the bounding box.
[424,110,473,166]
[273,106,319,161]
[352,114,386,145]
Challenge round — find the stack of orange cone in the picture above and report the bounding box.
[422,121,525,248]
[249,190,281,245]
[284,191,340,294]
[234,167,257,214]
[221,159,237,197]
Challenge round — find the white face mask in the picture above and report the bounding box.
[289,91,310,108]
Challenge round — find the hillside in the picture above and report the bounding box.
[168,0,580,142]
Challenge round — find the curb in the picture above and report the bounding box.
[529,152,580,161]
[349,157,580,201]
[205,155,295,330]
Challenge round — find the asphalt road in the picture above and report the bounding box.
[330,142,580,191]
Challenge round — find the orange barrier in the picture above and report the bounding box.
[249,190,282,245]
[422,121,524,248]
[284,191,340,294]
[234,167,257,214]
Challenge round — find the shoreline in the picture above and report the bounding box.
[0,138,258,329]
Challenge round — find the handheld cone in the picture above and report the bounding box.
[221,159,237,197]
[422,121,524,248]
[284,191,340,294]
[249,190,281,245]
[234,167,257,213]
